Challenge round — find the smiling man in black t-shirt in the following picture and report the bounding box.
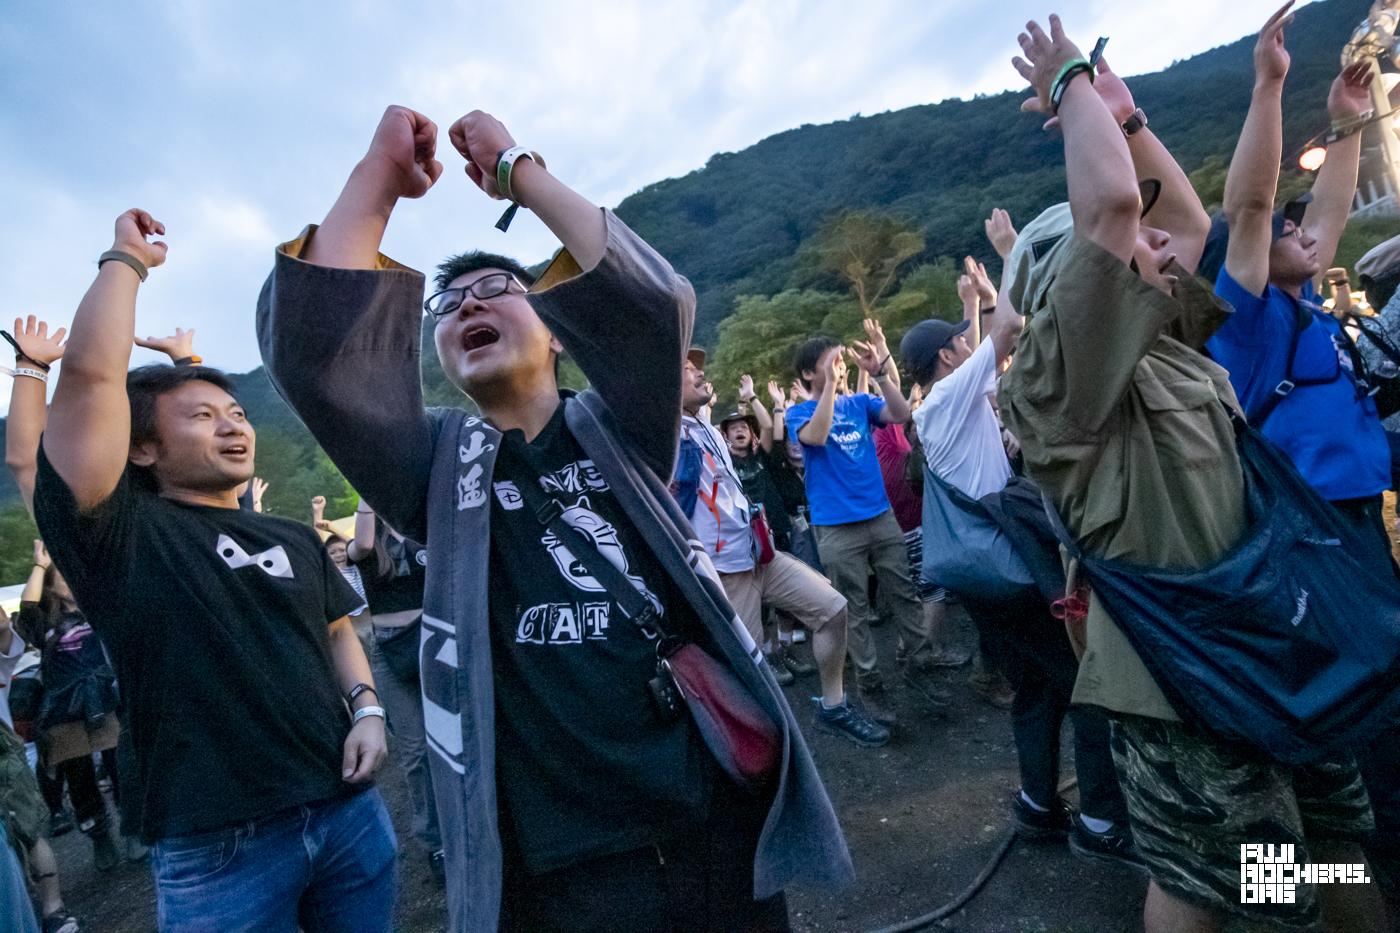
[34,209,397,932]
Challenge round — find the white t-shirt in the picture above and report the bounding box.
[0,630,27,729]
[914,337,1013,500]
[680,415,756,574]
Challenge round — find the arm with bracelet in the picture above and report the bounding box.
[4,315,69,517]
[43,210,166,510]
[327,614,387,782]
[1303,61,1375,280]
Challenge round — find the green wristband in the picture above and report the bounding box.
[1050,59,1094,115]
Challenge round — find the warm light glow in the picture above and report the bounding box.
[1300,146,1329,172]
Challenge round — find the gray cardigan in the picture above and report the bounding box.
[256,211,853,932]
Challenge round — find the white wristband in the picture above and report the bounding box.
[352,705,386,725]
[13,367,48,384]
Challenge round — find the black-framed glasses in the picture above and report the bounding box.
[423,272,526,320]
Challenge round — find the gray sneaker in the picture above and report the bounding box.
[813,698,891,747]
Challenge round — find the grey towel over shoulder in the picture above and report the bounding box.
[256,210,853,933]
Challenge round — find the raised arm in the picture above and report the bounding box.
[450,111,606,274]
[306,106,443,271]
[958,260,984,347]
[257,107,444,542]
[44,210,166,510]
[976,255,1024,367]
[5,316,68,516]
[857,319,908,425]
[1304,62,1374,277]
[1223,3,1294,296]
[1085,58,1212,274]
[1015,17,1141,264]
[799,346,844,446]
[766,381,787,447]
[740,375,774,452]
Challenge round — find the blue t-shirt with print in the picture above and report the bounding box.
[1208,269,1389,501]
[786,393,891,526]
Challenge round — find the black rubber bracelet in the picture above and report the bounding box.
[347,683,378,704]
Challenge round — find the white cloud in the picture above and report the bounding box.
[0,0,1327,384]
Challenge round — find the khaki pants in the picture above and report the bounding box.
[813,509,928,685]
[719,551,847,645]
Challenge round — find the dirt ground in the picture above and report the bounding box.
[42,605,1400,932]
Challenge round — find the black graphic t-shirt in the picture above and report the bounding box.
[351,533,427,614]
[488,404,715,874]
[33,450,364,843]
[730,447,802,543]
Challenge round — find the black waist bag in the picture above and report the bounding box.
[1043,412,1400,765]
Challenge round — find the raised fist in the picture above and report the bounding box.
[112,210,168,270]
[449,111,518,200]
[363,105,444,201]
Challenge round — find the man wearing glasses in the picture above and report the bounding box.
[1199,51,1390,571]
[257,106,850,933]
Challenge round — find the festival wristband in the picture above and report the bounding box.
[172,355,202,367]
[12,367,48,384]
[352,705,386,725]
[492,147,547,233]
[1049,59,1094,115]
[98,250,149,282]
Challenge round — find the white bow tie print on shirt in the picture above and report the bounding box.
[216,534,294,579]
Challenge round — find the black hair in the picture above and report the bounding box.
[434,251,536,292]
[126,364,241,489]
[793,336,841,390]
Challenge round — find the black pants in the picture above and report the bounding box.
[965,590,1127,823]
[39,749,114,832]
[1332,492,1400,880]
[500,785,789,932]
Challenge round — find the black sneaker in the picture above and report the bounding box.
[428,849,447,886]
[813,698,891,747]
[1069,814,1146,871]
[1012,793,1072,840]
[48,811,75,838]
[764,658,795,687]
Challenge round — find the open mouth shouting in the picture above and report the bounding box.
[462,323,501,354]
[221,443,250,459]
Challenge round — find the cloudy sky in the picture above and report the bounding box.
[0,0,1321,407]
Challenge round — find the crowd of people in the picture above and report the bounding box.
[1,3,1399,931]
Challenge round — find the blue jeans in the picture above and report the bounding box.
[0,823,38,933]
[152,789,397,933]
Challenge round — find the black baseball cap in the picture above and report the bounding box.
[900,318,972,387]
[1197,193,1313,284]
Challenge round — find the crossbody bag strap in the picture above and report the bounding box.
[497,435,668,639]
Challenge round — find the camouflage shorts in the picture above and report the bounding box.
[0,724,45,854]
[1110,715,1373,928]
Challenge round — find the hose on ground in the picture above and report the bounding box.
[864,828,1019,933]
[861,778,1077,933]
